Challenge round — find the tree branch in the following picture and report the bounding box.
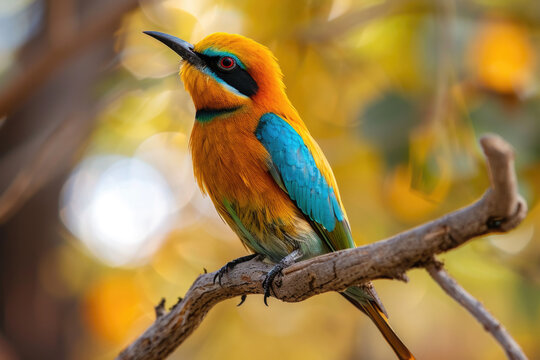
[426,260,527,360]
[117,134,527,360]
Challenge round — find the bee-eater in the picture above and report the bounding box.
[145,31,415,360]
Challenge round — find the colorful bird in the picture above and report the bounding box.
[145,31,415,360]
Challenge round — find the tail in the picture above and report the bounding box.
[341,288,415,360]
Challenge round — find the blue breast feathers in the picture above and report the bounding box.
[255,113,344,231]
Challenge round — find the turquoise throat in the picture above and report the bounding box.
[195,106,241,122]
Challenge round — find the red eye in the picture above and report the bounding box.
[218,56,236,70]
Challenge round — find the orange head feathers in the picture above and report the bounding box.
[144,31,288,113]
[183,33,287,110]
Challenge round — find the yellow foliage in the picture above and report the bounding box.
[468,20,535,94]
[83,275,148,344]
[385,164,439,221]
[354,15,423,90]
[385,128,451,222]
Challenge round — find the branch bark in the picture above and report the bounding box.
[426,260,527,360]
[117,134,527,360]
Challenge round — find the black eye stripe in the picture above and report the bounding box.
[196,52,258,97]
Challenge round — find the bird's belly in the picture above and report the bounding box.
[223,202,327,263]
[196,145,326,262]
[190,119,327,262]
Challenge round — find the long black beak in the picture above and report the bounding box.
[143,31,204,68]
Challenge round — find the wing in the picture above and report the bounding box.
[255,112,354,251]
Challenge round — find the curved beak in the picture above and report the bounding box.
[143,31,204,68]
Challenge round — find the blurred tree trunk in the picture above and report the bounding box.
[0,0,138,358]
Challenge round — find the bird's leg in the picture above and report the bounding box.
[213,253,259,285]
[262,249,302,306]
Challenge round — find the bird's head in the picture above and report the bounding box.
[144,31,286,113]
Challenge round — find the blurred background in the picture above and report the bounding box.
[1,0,539,359]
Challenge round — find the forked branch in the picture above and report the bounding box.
[117,134,527,360]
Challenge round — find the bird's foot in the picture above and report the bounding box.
[262,249,302,306]
[262,262,286,306]
[213,254,259,285]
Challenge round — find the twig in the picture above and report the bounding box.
[116,134,527,360]
[426,0,453,127]
[297,0,402,43]
[426,260,527,360]
[297,0,445,43]
[154,299,166,319]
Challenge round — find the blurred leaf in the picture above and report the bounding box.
[467,20,535,95]
[469,96,540,166]
[83,274,149,344]
[411,150,441,194]
[384,163,446,222]
[408,128,452,200]
[360,91,420,168]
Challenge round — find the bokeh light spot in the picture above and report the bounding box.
[60,156,175,266]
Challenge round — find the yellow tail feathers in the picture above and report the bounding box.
[341,292,415,360]
[362,301,415,360]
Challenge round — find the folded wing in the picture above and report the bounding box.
[255,112,354,252]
